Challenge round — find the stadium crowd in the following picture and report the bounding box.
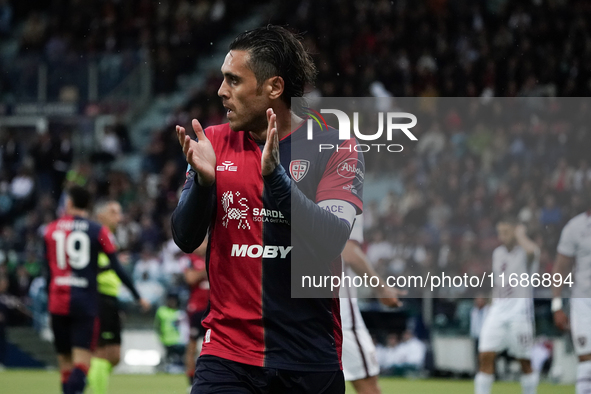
[1,0,591,369]
[2,0,264,97]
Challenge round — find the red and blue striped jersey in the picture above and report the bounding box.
[184,121,363,371]
[44,215,116,316]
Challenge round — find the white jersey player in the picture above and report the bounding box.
[340,215,403,394]
[475,218,540,394]
[553,211,591,394]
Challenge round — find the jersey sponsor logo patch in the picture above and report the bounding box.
[343,184,358,195]
[55,275,89,288]
[221,191,251,230]
[231,244,293,259]
[323,204,345,214]
[205,329,211,343]
[216,161,238,172]
[337,158,365,182]
[252,208,288,224]
[289,160,310,182]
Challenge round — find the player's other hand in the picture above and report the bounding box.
[139,298,151,313]
[553,309,569,331]
[261,108,279,176]
[176,119,216,186]
[378,287,407,308]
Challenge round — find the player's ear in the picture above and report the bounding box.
[267,76,284,101]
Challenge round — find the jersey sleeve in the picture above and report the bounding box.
[98,226,117,255]
[315,139,364,213]
[183,164,196,191]
[557,220,576,257]
[171,131,216,254]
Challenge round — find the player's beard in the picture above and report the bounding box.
[230,109,268,136]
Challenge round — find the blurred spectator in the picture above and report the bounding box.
[427,195,452,230]
[131,270,164,307]
[0,0,12,38]
[160,236,185,286]
[416,121,445,166]
[133,246,161,284]
[28,275,47,334]
[93,127,122,164]
[1,131,23,178]
[376,333,402,373]
[539,195,562,227]
[377,330,427,376]
[19,12,46,52]
[551,158,574,193]
[115,212,142,251]
[366,230,392,267]
[10,166,35,212]
[139,215,161,249]
[0,274,8,367]
[573,159,591,192]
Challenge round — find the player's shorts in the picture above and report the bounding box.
[191,355,345,394]
[342,328,380,381]
[570,298,591,356]
[97,294,122,346]
[478,304,534,359]
[51,313,99,354]
[188,309,207,341]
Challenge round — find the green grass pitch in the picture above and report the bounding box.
[1,370,575,393]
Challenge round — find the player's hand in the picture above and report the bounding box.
[553,309,569,331]
[261,108,279,176]
[139,298,151,313]
[377,286,407,308]
[176,119,216,186]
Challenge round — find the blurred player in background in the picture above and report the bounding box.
[552,208,591,394]
[43,187,144,394]
[183,239,209,387]
[475,218,539,394]
[341,214,403,394]
[172,25,362,393]
[87,200,150,394]
[155,291,189,373]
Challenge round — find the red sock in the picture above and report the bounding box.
[61,370,72,394]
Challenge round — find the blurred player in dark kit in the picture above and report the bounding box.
[43,187,144,394]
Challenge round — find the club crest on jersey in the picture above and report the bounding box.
[290,160,310,182]
[221,191,251,230]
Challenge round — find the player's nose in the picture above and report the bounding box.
[218,80,229,99]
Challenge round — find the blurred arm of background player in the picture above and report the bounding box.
[551,253,574,331]
[184,266,208,286]
[342,240,405,307]
[514,224,539,265]
[184,240,208,286]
